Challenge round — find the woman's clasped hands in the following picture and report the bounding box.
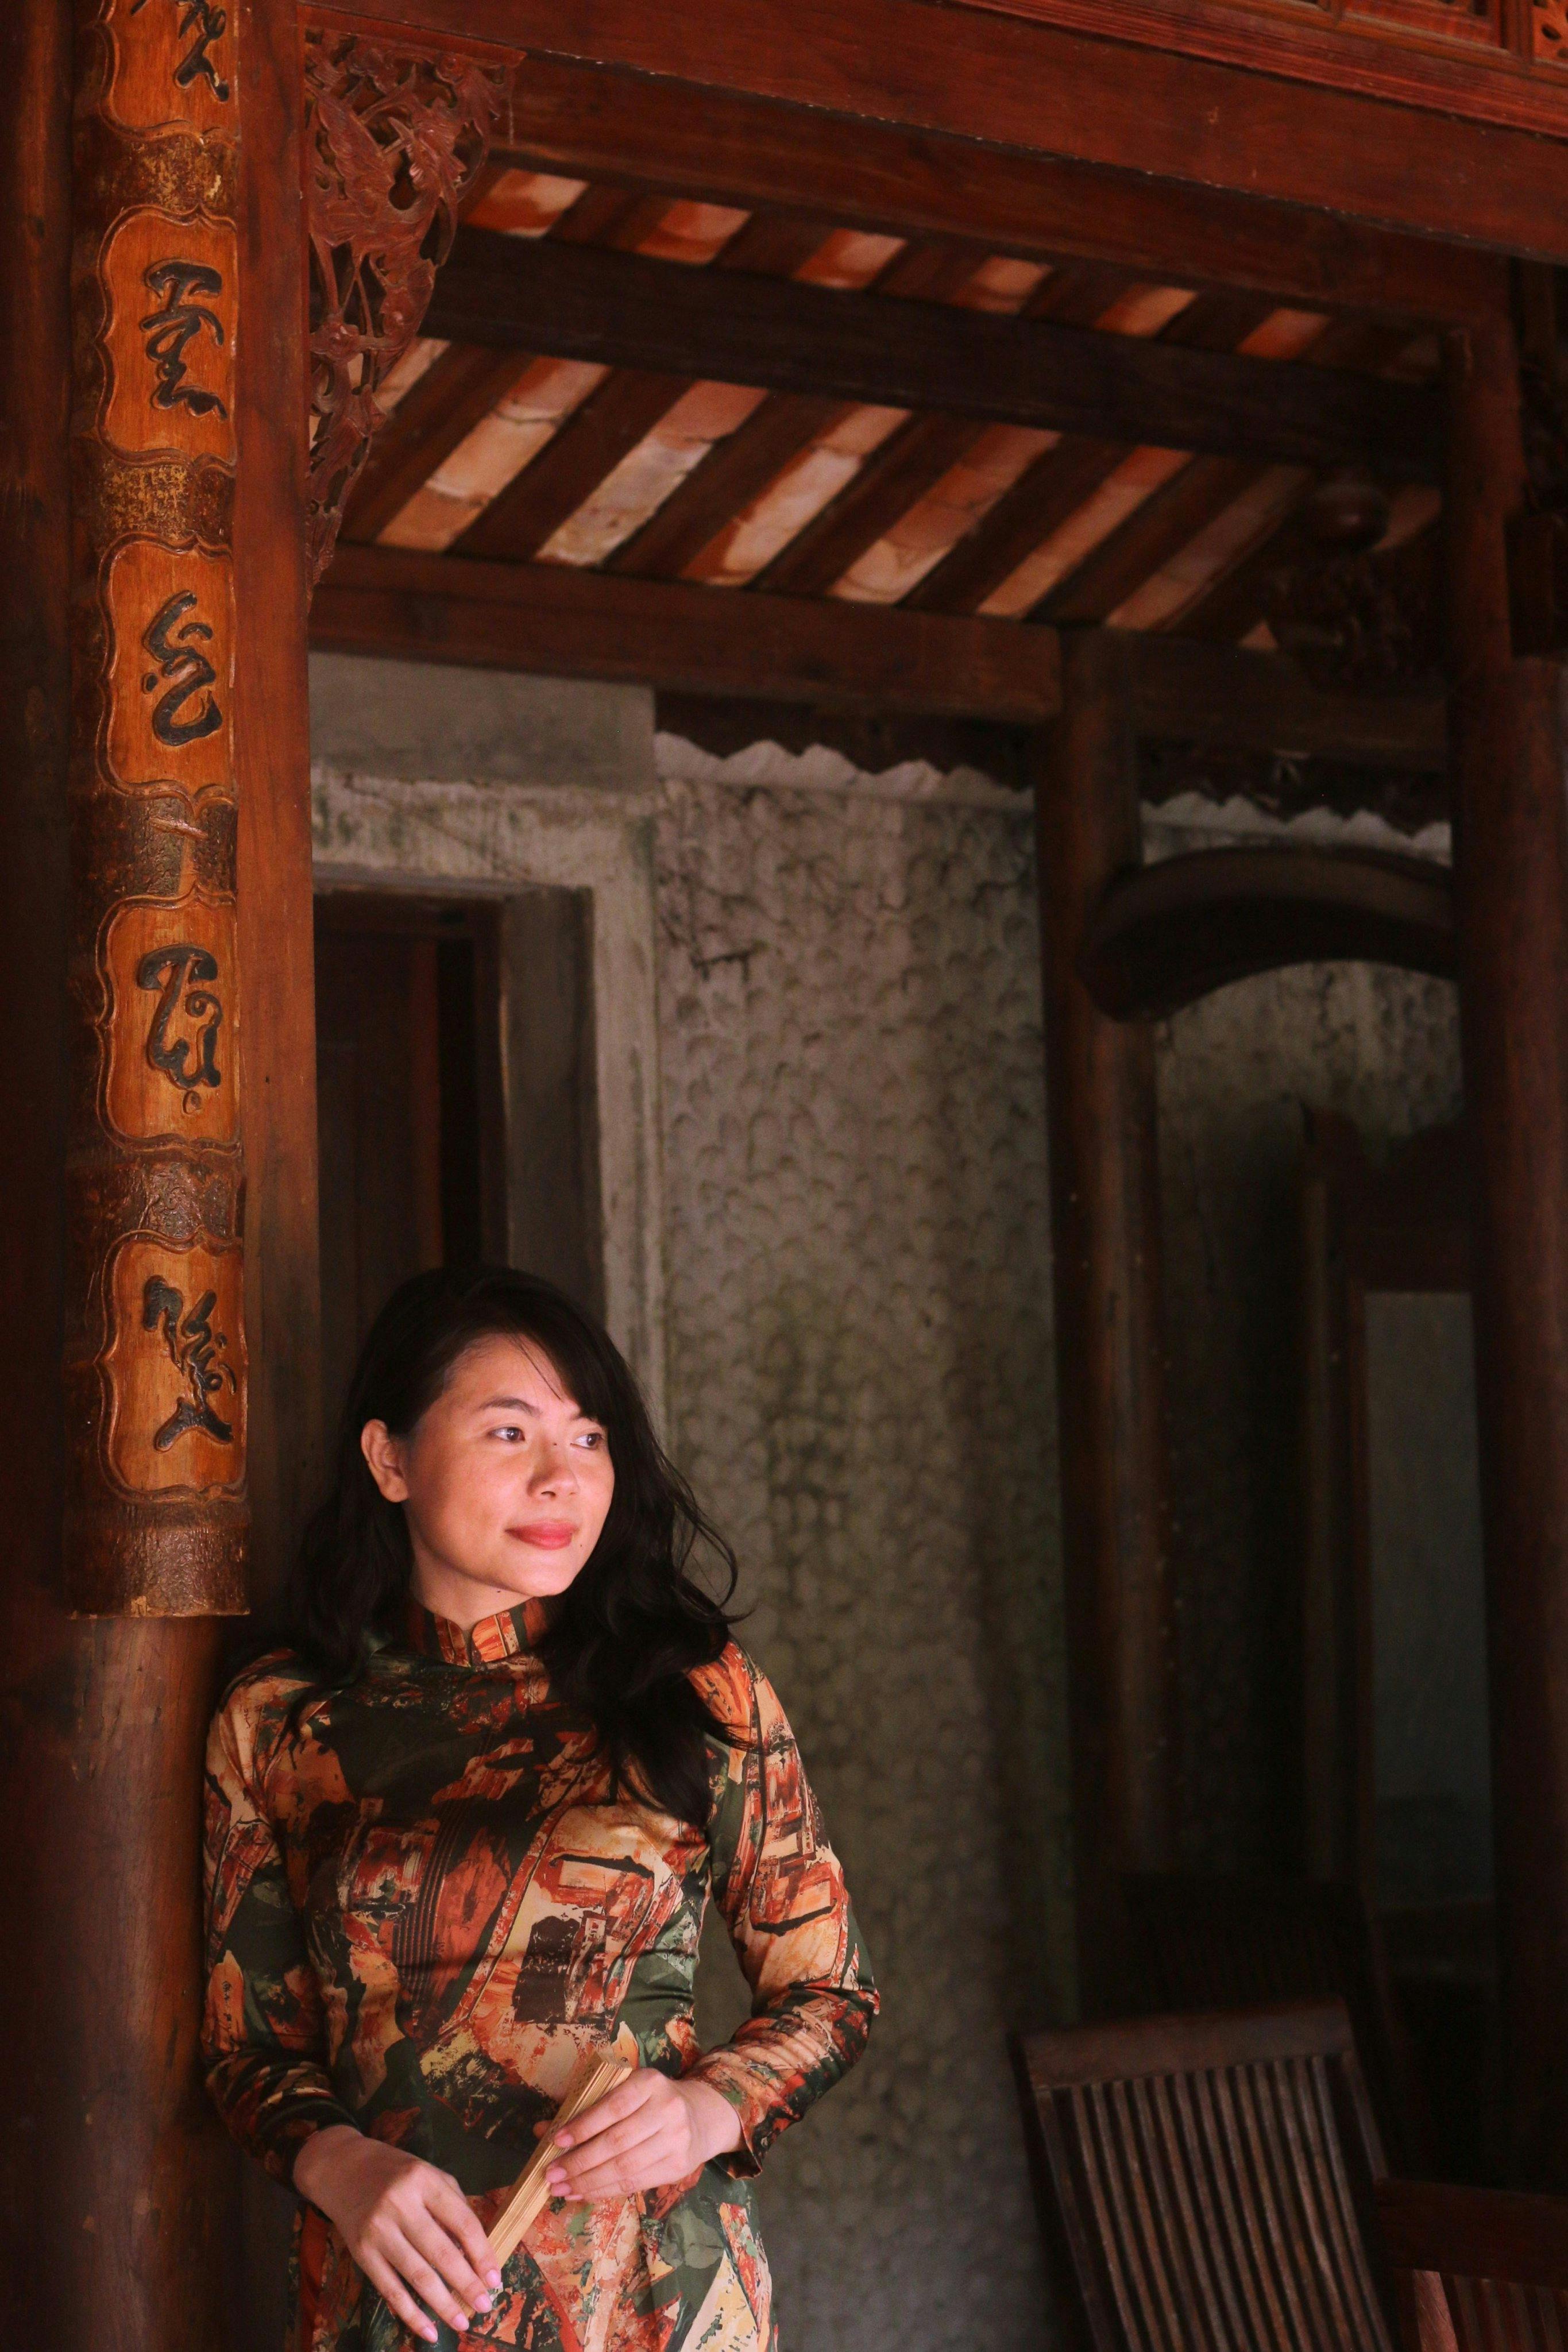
[292,2073,742,2345]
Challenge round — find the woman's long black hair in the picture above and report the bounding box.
[276,1266,738,1826]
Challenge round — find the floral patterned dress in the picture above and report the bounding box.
[202,1597,876,2352]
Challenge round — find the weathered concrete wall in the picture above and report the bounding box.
[308,656,1465,2352]
[652,740,1065,2352]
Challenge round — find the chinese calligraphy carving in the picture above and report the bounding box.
[102,1234,247,1506]
[141,258,228,417]
[101,217,236,461]
[102,895,237,1146]
[129,0,232,102]
[138,941,222,1107]
[69,0,246,1608]
[141,589,223,746]
[143,1275,235,1448]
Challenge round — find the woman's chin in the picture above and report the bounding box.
[495,1549,585,1597]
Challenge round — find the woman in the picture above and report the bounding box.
[203,1268,876,2351]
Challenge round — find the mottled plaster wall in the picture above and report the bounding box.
[652,747,1066,2352]
[1143,809,1463,1875]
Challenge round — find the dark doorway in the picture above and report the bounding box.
[314,894,507,1434]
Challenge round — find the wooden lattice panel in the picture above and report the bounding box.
[1530,0,1568,64]
[1344,0,1502,51]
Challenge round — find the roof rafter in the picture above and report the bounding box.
[341,346,527,544]
[424,229,1443,478]
[608,393,853,579]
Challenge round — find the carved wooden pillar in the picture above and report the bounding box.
[0,18,504,2341]
[1446,314,1568,2189]
[1035,629,1179,2011]
[64,0,248,1611]
[0,5,251,2343]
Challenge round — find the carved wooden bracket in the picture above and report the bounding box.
[303,30,507,585]
[67,0,246,1612]
[1261,476,1441,692]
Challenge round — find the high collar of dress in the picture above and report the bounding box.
[403,1591,555,1667]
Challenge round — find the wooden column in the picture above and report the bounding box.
[1036,627,1179,2009]
[1446,315,1568,2189]
[0,0,317,2341]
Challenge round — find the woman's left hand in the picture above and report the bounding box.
[541,2072,743,2200]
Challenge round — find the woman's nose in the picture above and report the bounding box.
[530,1443,577,1493]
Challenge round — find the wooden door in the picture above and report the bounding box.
[1300,1110,1496,2181]
[314,895,506,1432]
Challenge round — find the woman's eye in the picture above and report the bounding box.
[575,1430,604,1450]
[492,1425,524,1442]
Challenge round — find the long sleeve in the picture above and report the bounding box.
[687,1648,878,2172]
[202,1669,360,2185]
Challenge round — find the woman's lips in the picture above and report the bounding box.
[509,1521,577,1550]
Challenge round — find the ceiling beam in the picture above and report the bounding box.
[307,0,1564,268]
[1128,630,1445,765]
[310,542,1446,765]
[310,543,1063,721]
[488,55,1501,327]
[425,229,1442,479]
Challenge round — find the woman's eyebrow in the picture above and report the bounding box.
[474,1394,540,1413]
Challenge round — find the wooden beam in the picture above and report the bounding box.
[311,541,1449,764]
[310,543,1064,720]
[1128,633,1445,767]
[490,54,1503,326]
[1035,628,1178,2003]
[424,227,1443,479]
[1079,845,1454,1019]
[748,277,1280,603]
[310,0,1564,268]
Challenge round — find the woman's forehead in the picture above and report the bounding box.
[447,1330,577,1407]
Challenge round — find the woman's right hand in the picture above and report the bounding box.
[293,2124,504,2345]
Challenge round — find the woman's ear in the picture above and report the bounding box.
[361,1419,410,1503]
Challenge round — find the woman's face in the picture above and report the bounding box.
[361,1333,616,1628]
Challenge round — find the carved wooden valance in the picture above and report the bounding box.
[303,31,505,585]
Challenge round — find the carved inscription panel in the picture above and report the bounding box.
[103,540,233,791]
[101,211,237,462]
[103,1234,246,1494]
[109,0,235,130]
[101,893,237,1144]
[68,0,246,1606]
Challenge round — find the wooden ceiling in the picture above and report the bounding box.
[317,157,1449,701]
